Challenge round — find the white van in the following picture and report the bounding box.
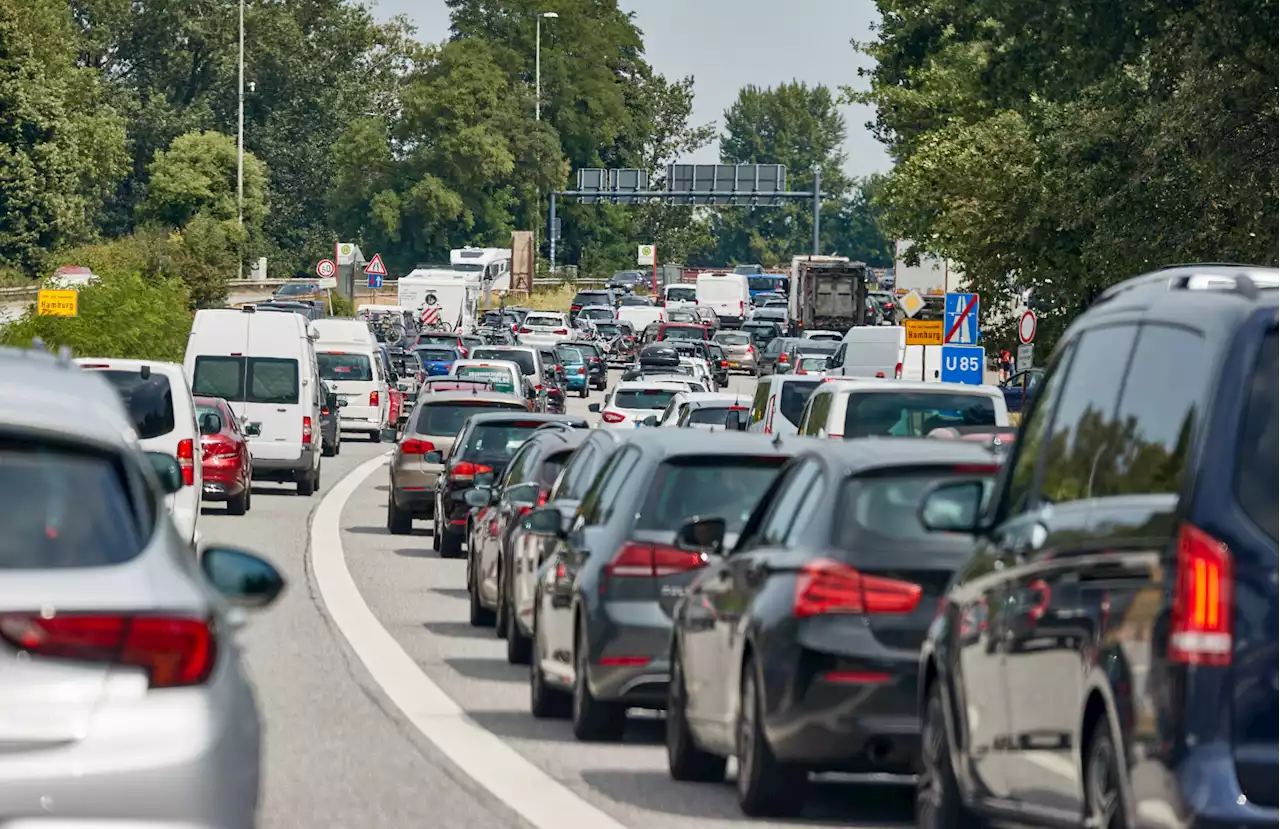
[830,326,907,379]
[796,379,1007,439]
[618,305,665,331]
[312,318,390,441]
[75,359,203,545]
[185,306,324,495]
[695,272,751,327]
[663,284,697,308]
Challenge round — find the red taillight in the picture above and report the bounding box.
[875,371,886,378]
[952,464,1001,474]
[793,559,922,618]
[601,411,626,423]
[570,305,582,312]
[746,345,755,354]
[321,406,330,416]
[720,360,728,368]
[369,390,380,407]
[202,437,240,461]
[553,329,569,335]
[797,369,807,375]
[176,438,195,486]
[779,353,789,363]
[0,613,216,688]
[1169,523,1233,666]
[894,363,903,379]
[451,461,493,479]
[400,438,437,455]
[575,366,585,374]
[302,416,313,445]
[604,541,707,579]
[519,327,533,334]
[822,670,892,684]
[518,506,533,517]
[536,491,548,507]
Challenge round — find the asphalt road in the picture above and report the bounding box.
[200,370,917,829]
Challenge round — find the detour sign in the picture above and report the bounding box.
[38,289,79,317]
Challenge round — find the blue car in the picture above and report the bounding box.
[555,345,589,397]
[413,345,461,377]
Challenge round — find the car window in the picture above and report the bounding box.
[636,455,788,534]
[1038,324,1140,504]
[749,380,771,425]
[471,348,535,376]
[1001,338,1078,516]
[0,443,146,569]
[415,401,523,436]
[247,358,299,405]
[579,446,641,527]
[96,370,176,440]
[661,326,704,342]
[1236,329,1278,541]
[540,448,574,489]
[416,347,458,362]
[716,332,750,346]
[843,392,997,437]
[778,379,821,426]
[800,389,831,435]
[551,444,597,500]
[615,388,678,409]
[749,460,822,547]
[503,442,537,486]
[837,469,996,558]
[461,421,548,464]
[687,406,734,425]
[317,352,373,382]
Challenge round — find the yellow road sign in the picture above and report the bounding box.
[898,289,926,318]
[38,289,79,317]
[904,319,944,346]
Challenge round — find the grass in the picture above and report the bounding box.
[479,284,577,312]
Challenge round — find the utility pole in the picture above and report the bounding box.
[811,164,822,257]
[237,0,245,278]
[536,12,559,120]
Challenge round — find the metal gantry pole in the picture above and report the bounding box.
[811,165,822,256]
[548,193,557,273]
[535,16,542,122]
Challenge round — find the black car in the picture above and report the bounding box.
[430,413,588,558]
[607,270,649,292]
[665,440,1000,816]
[570,289,615,323]
[914,265,1278,829]
[521,431,803,741]
[319,380,341,456]
[741,321,785,352]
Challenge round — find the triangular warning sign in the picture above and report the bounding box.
[364,253,388,276]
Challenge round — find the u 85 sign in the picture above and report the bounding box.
[941,345,985,385]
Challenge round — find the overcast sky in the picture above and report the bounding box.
[368,0,891,179]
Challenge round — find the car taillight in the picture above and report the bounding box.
[176,438,195,486]
[321,405,330,416]
[797,369,807,375]
[519,327,533,333]
[369,390,380,407]
[401,438,437,455]
[576,366,585,374]
[601,411,625,423]
[536,490,548,507]
[793,559,922,618]
[604,541,707,579]
[554,329,569,335]
[739,301,745,315]
[302,416,314,444]
[746,345,755,354]
[778,353,789,363]
[571,305,581,311]
[0,613,216,688]
[720,360,728,368]
[202,437,240,460]
[895,363,903,379]
[451,461,493,479]
[1169,523,1233,666]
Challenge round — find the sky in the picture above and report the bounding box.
[368,0,891,179]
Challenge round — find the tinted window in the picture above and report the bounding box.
[1039,325,1139,503]
[416,348,457,362]
[749,380,771,425]
[843,392,997,437]
[636,456,787,533]
[666,287,696,302]
[192,356,300,405]
[581,309,614,320]
[836,470,995,556]
[192,356,242,400]
[687,406,733,425]
[318,352,373,382]
[577,343,604,358]
[661,327,705,342]
[716,332,751,346]
[595,324,622,337]
[248,359,300,404]
[748,276,782,292]
[525,315,564,327]
[96,371,176,439]
[415,402,523,436]
[572,292,611,307]
[1004,339,1077,515]
[0,443,145,569]
[541,449,574,488]
[1236,330,1278,541]
[615,389,678,409]
[462,423,546,464]
[551,444,597,500]
[752,461,822,547]
[580,447,640,526]
[778,379,821,425]
[556,347,584,364]
[472,348,535,376]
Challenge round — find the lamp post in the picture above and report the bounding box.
[236,0,245,279]
[535,12,558,121]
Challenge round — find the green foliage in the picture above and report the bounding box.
[1,271,192,361]
[138,130,268,232]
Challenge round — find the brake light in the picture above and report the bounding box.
[451,461,493,479]
[536,491,548,507]
[369,390,379,407]
[952,464,1001,474]
[1169,523,1233,666]
[176,438,195,486]
[895,362,903,379]
[601,411,626,423]
[604,541,707,579]
[302,416,313,445]
[518,506,533,517]
[571,305,582,311]
[553,329,569,335]
[0,613,216,688]
[793,559,922,618]
[720,360,728,368]
[519,327,532,333]
[779,353,788,364]
[746,345,755,354]
[321,406,330,416]
[202,437,240,460]
[400,438,437,455]
[575,366,585,374]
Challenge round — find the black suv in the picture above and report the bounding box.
[915,265,1278,829]
[570,289,615,323]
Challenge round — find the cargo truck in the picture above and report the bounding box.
[789,257,872,334]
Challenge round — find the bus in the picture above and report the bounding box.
[747,273,789,303]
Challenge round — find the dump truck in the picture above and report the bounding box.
[790,257,872,333]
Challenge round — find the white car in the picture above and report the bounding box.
[590,380,690,428]
[653,391,742,428]
[802,330,843,342]
[517,312,574,347]
[678,356,714,388]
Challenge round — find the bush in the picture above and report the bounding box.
[1,271,192,361]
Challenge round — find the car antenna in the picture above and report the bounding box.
[771,431,784,450]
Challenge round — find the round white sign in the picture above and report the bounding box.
[1018,310,1037,344]
[316,259,336,278]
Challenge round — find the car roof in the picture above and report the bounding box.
[473,345,536,354]
[418,389,526,403]
[619,429,805,458]
[616,380,693,391]
[1,349,136,449]
[73,358,187,379]
[817,378,1000,396]
[463,412,589,427]
[802,437,1001,472]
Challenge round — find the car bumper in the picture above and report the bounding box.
[566,376,588,390]
[251,447,316,476]
[339,415,381,432]
[586,603,674,707]
[201,477,246,501]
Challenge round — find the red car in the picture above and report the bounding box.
[194,395,253,515]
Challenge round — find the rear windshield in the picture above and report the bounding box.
[779,379,821,425]
[1236,330,1277,542]
[716,332,751,346]
[0,442,144,569]
[835,471,995,555]
[661,326,704,342]
[843,392,997,437]
[666,286,696,302]
[415,347,457,363]
[794,341,839,355]
[573,292,611,307]
[390,352,422,374]
[415,401,524,436]
[192,356,300,405]
[556,347,584,364]
[318,352,373,382]
[637,456,786,533]
[581,308,614,319]
[688,406,733,425]
[748,276,783,292]
[525,315,564,327]
[276,282,319,297]
[417,333,459,346]
[95,370,175,440]
[461,422,548,463]
[798,356,829,370]
[456,366,517,393]
[616,389,678,409]
[472,348,534,376]
[595,324,622,337]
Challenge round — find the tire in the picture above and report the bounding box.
[227,487,248,516]
[571,624,627,741]
[296,466,315,497]
[322,440,335,457]
[916,682,979,829]
[440,527,463,559]
[469,559,495,626]
[579,388,588,399]
[529,604,570,718]
[667,645,727,782]
[1085,718,1128,829]
[387,496,412,535]
[244,484,252,512]
[736,656,806,817]
[495,566,509,639]
[505,576,532,665]
[334,437,341,456]
[431,521,441,553]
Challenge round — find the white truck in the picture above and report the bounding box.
[893,240,965,296]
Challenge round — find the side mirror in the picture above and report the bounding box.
[675,517,726,554]
[146,451,185,493]
[464,488,491,508]
[474,470,496,487]
[917,479,988,534]
[523,506,564,538]
[199,412,223,436]
[242,422,263,437]
[389,372,399,383]
[380,428,399,443]
[641,415,658,427]
[201,547,286,609]
[337,399,349,408]
[587,403,601,413]
[825,356,836,369]
[424,450,443,464]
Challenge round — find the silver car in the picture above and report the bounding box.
[0,346,285,827]
[712,330,757,373]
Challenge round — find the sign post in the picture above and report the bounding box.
[37,289,78,317]
[364,253,387,290]
[1017,309,1037,405]
[637,243,656,295]
[904,319,944,381]
[316,259,338,315]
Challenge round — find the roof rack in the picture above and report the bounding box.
[1097,265,1276,305]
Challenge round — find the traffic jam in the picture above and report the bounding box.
[1,260,1275,829]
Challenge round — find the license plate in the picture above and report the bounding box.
[728,361,739,367]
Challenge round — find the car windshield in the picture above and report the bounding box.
[471,348,535,376]
[461,422,549,463]
[779,379,821,425]
[414,401,523,436]
[637,456,786,533]
[835,471,996,557]
[716,332,751,346]
[317,352,373,382]
[416,347,457,363]
[192,356,300,405]
[844,392,998,437]
[94,370,175,440]
[615,388,678,409]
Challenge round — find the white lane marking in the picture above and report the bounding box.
[310,453,630,829]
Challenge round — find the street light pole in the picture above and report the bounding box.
[237,0,245,278]
[535,12,557,121]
